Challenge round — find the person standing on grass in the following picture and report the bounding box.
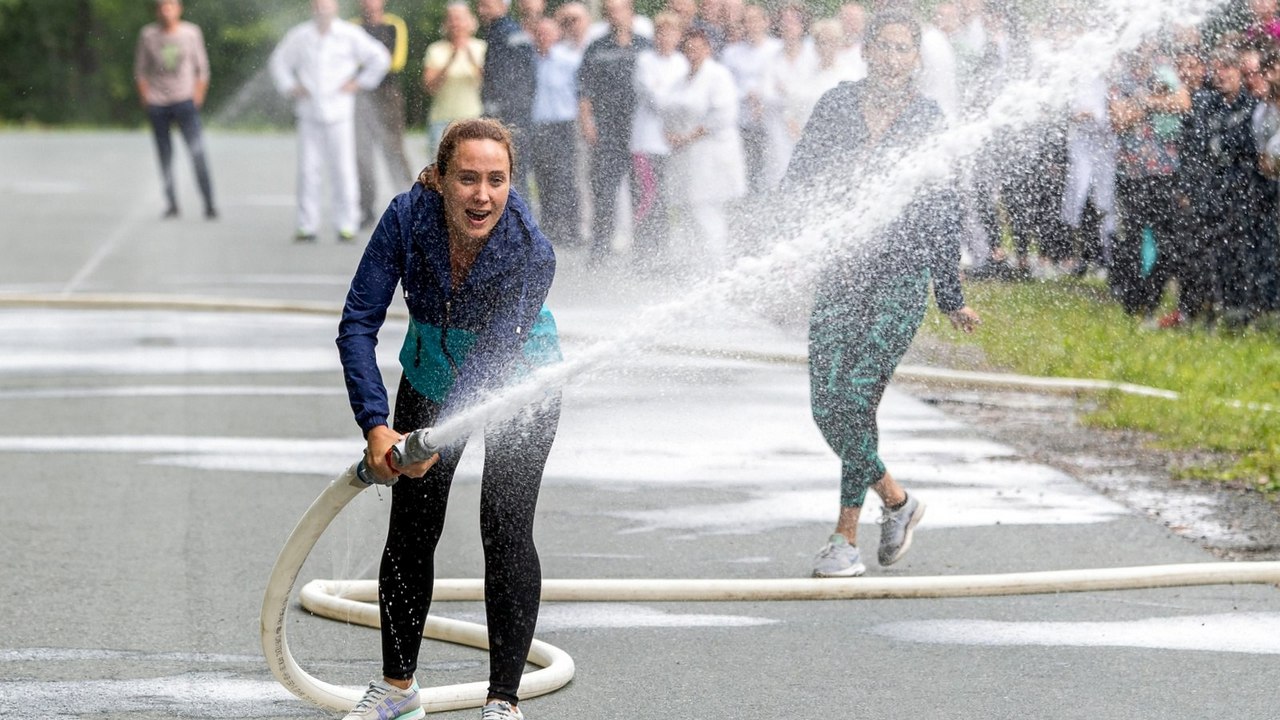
[269,0,390,243]
[781,8,980,578]
[133,0,217,220]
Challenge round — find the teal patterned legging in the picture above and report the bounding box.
[809,268,930,507]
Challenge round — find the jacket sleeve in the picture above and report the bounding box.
[336,195,408,435]
[923,187,966,314]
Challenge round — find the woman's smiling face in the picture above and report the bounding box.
[441,138,511,243]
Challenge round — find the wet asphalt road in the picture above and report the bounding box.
[0,131,1277,719]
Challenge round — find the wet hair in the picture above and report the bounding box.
[866,7,921,51]
[421,118,516,187]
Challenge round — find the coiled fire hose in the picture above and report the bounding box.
[261,455,1280,714]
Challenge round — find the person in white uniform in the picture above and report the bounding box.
[660,27,746,268]
[270,0,391,242]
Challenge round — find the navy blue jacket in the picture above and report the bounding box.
[780,81,966,313]
[336,183,557,444]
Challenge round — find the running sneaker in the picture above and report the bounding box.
[481,700,525,720]
[343,679,424,720]
[878,494,925,566]
[811,533,866,577]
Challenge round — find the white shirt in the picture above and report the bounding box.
[533,43,581,124]
[631,49,689,154]
[661,59,746,204]
[269,18,391,123]
[721,37,782,129]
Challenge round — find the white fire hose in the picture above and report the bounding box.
[262,462,1280,714]
[4,293,1275,712]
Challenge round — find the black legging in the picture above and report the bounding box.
[379,375,561,705]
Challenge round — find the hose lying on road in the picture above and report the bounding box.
[6,291,1267,410]
[4,294,1271,709]
[262,464,1280,714]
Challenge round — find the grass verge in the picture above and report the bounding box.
[921,277,1280,498]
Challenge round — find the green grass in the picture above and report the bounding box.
[921,278,1280,497]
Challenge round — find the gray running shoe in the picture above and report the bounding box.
[878,494,925,566]
[811,533,867,577]
[481,700,525,720]
[343,679,424,720]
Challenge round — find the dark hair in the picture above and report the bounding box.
[432,117,516,180]
[680,25,712,50]
[866,7,921,51]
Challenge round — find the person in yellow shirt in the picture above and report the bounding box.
[423,2,487,157]
[355,0,414,229]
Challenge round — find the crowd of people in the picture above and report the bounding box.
[135,0,1280,328]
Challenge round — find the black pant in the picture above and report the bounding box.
[588,139,632,261]
[147,100,215,213]
[1113,175,1177,316]
[379,376,561,705]
[529,121,581,248]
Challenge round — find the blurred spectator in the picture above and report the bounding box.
[695,0,729,54]
[555,1,593,58]
[1247,0,1280,43]
[1249,45,1280,319]
[1161,36,1211,326]
[1061,63,1118,272]
[1003,24,1070,277]
[631,12,689,265]
[836,2,869,80]
[518,0,546,35]
[555,1,595,245]
[578,0,652,263]
[807,19,863,104]
[1107,40,1190,316]
[477,0,536,196]
[919,3,960,124]
[269,0,390,242]
[665,0,712,46]
[1181,45,1253,325]
[722,0,746,45]
[589,0,654,41]
[424,2,486,157]
[530,17,583,248]
[760,3,816,188]
[133,0,217,220]
[721,3,781,195]
[354,0,413,229]
[660,28,745,268]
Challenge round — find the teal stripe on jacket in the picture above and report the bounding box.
[399,305,563,402]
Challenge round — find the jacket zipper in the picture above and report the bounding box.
[441,297,460,376]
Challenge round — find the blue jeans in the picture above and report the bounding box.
[146,99,215,213]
